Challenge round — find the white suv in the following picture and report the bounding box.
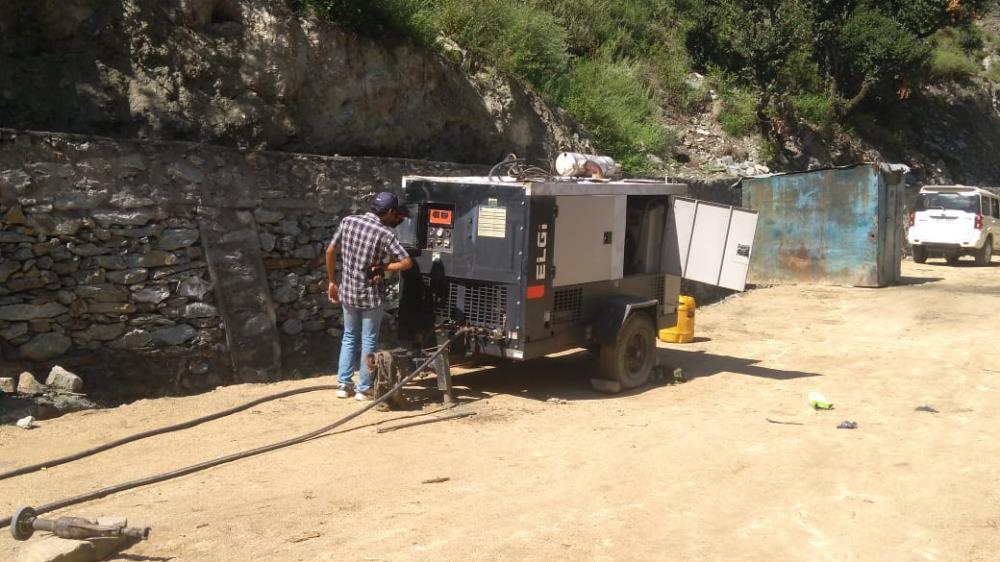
[907,185,1000,266]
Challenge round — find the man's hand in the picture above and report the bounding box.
[368,264,386,285]
[327,282,340,304]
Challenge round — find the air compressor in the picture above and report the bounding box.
[385,165,758,394]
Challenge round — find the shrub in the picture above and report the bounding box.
[929,27,984,80]
[717,86,758,137]
[789,92,836,128]
[553,58,672,174]
[430,1,569,86]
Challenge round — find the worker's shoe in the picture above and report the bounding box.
[336,385,353,399]
[354,391,372,402]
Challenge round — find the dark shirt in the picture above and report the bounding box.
[331,212,408,309]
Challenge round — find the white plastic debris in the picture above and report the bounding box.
[16,416,35,429]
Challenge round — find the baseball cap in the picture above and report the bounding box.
[370,192,410,216]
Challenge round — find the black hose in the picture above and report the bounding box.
[0,385,341,481]
[0,330,466,530]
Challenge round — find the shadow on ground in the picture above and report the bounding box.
[415,347,822,405]
[896,276,944,286]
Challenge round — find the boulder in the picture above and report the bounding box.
[111,192,155,208]
[126,251,178,268]
[132,286,171,304]
[0,259,21,282]
[177,276,211,299]
[0,377,15,393]
[157,228,199,250]
[19,333,72,361]
[17,371,44,394]
[92,209,154,227]
[46,365,84,392]
[86,302,136,315]
[94,255,127,270]
[273,286,299,304]
[106,268,149,284]
[254,209,285,223]
[0,303,68,321]
[77,323,126,342]
[281,318,303,335]
[151,324,196,345]
[75,284,130,302]
[0,322,29,340]
[259,232,276,252]
[119,328,153,349]
[53,218,84,235]
[69,243,110,257]
[52,191,110,211]
[184,302,218,318]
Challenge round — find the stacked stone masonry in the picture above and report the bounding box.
[0,129,484,397]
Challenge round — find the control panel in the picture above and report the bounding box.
[426,206,455,252]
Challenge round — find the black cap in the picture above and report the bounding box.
[370,192,410,216]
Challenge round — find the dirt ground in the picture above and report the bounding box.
[2,258,1000,561]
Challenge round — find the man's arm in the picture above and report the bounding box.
[384,256,413,272]
[381,235,413,273]
[325,241,339,303]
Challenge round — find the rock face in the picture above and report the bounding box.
[0,0,589,165]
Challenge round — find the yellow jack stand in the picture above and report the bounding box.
[659,295,696,343]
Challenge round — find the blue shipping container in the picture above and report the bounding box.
[742,163,905,287]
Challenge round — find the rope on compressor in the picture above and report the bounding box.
[487,153,556,183]
[0,329,468,530]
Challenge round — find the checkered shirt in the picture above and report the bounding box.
[331,212,409,309]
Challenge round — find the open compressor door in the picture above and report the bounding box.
[663,197,759,291]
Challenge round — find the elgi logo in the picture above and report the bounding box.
[536,224,548,280]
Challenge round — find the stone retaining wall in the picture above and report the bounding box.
[0,129,484,398]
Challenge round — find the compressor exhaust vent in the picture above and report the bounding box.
[553,287,583,324]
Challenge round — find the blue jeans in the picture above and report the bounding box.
[337,304,384,393]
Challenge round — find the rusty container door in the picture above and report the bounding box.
[742,164,901,287]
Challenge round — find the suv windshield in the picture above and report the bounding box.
[916,193,981,213]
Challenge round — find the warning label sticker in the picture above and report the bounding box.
[477,206,507,238]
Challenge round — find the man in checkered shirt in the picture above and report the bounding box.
[326,192,413,401]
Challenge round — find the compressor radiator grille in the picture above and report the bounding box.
[433,281,508,329]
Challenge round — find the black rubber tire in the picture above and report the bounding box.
[599,312,657,390]
[946,252,960,266]
[975,237,993,266]
[912,245,927,264]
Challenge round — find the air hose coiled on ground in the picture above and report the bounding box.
[0,329,467,530]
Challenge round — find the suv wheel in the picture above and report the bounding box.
[976,236,993,266]
[912,245,927,264]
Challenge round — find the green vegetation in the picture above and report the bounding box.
[553,58,673,173]
[294,0,1000,170]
